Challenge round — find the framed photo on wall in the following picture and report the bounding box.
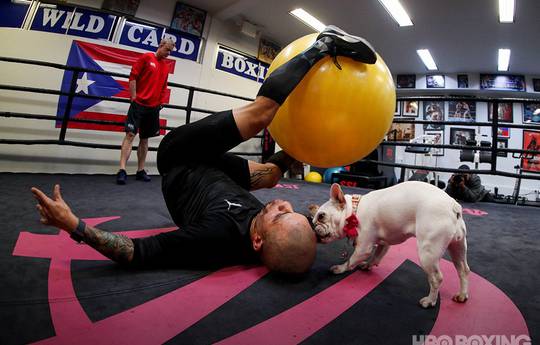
[488,102,513,123]
[403,100,419,117]
[170,2,206,37]
[102,0,140,16]
[522,130,540,173]
[425,130,444,156]
[387,123,415,142]
[450,127,475,145]
[426,75,445,88]
[533,78,540,92]
[457,74,469,88]
[497,138,508,157]
[423,101,445,130]
[397,74,416,88]
[480,74,525,91]
[394,101,401,116]
[523,103,540,124]
[448,101,476,122]
[498,127,510,138]
[258,38,280,64]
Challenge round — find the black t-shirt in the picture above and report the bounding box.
[158,164,263,267]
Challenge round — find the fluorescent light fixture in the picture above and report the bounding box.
[498,48,511,71]
[289,8,326,32]
[378,0,413,26]
[499,0,515,23]
[416,49,438,70]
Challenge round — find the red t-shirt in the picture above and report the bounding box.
[129,52,171,107]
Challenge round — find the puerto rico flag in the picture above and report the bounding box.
[56,40,175,133]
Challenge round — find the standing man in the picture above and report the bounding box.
[117,38,175,185]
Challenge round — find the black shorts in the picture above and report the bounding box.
[157,110,247,179]
[125,102,161,139]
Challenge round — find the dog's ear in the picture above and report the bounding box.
[330,183,346,206]
[307,204,319,218]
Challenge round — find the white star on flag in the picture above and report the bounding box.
[75,72,95,94]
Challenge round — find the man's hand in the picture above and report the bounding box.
[31,184,78,232]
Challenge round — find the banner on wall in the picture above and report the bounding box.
[0,0,29,28]
[215,46,269,83]
[119,21,201,61]
[31,4,116,40]
[56,40,176,133]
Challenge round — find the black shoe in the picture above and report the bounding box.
[317,25,377,64]
[135,169,151,182]
[116,169,127,185]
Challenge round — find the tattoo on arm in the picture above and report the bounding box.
[250,167,275,190]
[83,225,134,264]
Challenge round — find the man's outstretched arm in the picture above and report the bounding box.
[31,185,134,264]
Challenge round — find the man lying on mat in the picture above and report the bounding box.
[31,26,377,275]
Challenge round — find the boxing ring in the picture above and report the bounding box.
[1,56,539,344]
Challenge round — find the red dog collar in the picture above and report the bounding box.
[343,195,361,238]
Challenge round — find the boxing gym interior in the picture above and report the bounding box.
[1,1,539,345]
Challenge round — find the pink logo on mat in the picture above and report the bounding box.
[13,216,527,344]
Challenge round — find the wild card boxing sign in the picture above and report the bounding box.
[215,46,270,83]
[31,4,116,40]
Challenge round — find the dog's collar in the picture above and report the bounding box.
[343,195,361,238]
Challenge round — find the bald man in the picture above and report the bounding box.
[117,38,176,185]
[33,26,377,275]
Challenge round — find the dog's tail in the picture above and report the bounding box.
[452,201,467,241]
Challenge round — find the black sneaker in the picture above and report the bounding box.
[116,169,127,185]
[135,169,151,182]
[317,25,377,64]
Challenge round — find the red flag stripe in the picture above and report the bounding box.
[63,112,167,135]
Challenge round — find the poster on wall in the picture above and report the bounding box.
[523,103,540,124]
[457,74,469,88]
[258,38,281,64]
[402,100,419,117]
[31,3,117,40]
[56,40,175,133]
[480,74,525,91]
[0,0,29,28]
[448,101,476,122]
[170,2,206,37]
[215,46,269,83]
[423,101,445,130]
[497,139,508,157]
[450,128,475,145]
[522,130,540,173]
[102,0,140,16]
[387,123,415,141]
[488,102,513,123]
[426,75,445,88]
[396,74,416,88]
[425,130,444,156]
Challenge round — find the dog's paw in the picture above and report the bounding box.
[307,204,319,217]
[419,296,437,308]
[359,262,373,271]
[452,293,469,303]
[330,264,346,274]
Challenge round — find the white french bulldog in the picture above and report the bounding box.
[309,181,470,308]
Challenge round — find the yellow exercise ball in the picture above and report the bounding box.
[304,171,323,183]
[267,34,396,168]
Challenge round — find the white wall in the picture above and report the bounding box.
[393,75,540,200]
[0,12,263,174]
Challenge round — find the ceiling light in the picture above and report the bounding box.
[378,0,413,27]
[498,49,511,71]
[289,8,326,32]
[499,0,515,23]
[416,49,438,70]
